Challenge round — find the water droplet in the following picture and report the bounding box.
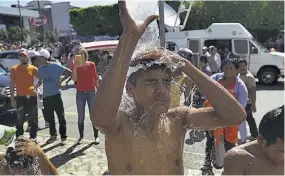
[249,162,252,165]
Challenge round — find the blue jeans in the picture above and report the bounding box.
[76,90,98,138]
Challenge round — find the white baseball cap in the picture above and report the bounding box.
[38,49,50,59]
[28,50,40,58]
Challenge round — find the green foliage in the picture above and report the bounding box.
[69,4,122,36]
[185,1,284,30]
[69,1,284,42]
[45,30,59,44]
[7,26,27,43]
[27,29,58,45]
[0,30,8,42]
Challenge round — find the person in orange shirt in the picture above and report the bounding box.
[201,58,248,174]
[10,49,39,141]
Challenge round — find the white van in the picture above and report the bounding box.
[165,23,285,85]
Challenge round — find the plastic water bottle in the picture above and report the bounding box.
[0,125,16,146]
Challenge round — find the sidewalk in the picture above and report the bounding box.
[0,134,213,175]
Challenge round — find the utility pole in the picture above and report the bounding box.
[37,0,45,45]
[158,1,165,48]
[17,0,24,45]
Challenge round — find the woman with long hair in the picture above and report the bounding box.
[73,47,100,144]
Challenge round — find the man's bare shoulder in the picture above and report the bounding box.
[223,145,254,175]
[225,145,254,160]
[101,109,128,135]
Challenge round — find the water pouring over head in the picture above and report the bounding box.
[126,49,177,115]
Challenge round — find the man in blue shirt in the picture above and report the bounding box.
[37,49,72,145]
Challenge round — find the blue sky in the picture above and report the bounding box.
[1,0,118,8]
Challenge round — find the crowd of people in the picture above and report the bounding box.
[0,1,283,175]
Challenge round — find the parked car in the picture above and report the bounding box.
[0,67,16,117]
[0,50,21,71]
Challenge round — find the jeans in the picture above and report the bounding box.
[16,96,38,138]
[43,94,67,139]
[76,90,98,138]
[246,104,258,137]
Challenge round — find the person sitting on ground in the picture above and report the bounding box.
[223,105,284,175]
[0,137,58,175]
[92,2,246,175]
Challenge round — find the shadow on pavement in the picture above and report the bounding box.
[49,142,94,168]
[185,130,205,145]
[257,81,284,91]
[43,143,62,153]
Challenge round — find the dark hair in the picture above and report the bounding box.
[259,105,284,145]
[238,58,247,65]
[200,55,208,64]
[128,59,171,86]
[224,58,239,69]
[30,56,37,65]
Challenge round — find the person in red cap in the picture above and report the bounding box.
[10,49,39,141]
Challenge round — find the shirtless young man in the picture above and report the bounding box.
[0,137,58,175]
[223,105,284,175]
[91,1,246,175]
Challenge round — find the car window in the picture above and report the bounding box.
[6,53,18,59]
[0,53,8,59]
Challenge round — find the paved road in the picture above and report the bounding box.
[1,79,284,156]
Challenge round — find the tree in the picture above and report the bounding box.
[69,1,284,42]
[69,4,122,36]
[45,30,59,44]
[7,26,27,43]
[27,30,41,45]
[0,30,8,42]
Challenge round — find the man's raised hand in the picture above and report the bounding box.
[119,0,159,39]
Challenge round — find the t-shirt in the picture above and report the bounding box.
[207,55,219,73]
[10,64,38,96]
[238,71,256,104]
[201,65,212,76]
[38,63,66,97]
[76,61,98,91]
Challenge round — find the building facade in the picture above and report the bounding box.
[0,6,39,30]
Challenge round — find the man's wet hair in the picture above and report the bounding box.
[259,105,284,145]
[200,55,208,64]
[238,58,247,65]
[128,49,172,86]
[224,58,239,69]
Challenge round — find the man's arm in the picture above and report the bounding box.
[91,1,158,133]
[59,66,72,84]
[172,58,246,130]
[223,148,249,175]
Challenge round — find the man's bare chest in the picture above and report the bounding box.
[246,162,284,175]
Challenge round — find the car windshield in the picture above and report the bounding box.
[251,38,269,53]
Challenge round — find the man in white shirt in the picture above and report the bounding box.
[207,46,221,73]
[238,59,258,141]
